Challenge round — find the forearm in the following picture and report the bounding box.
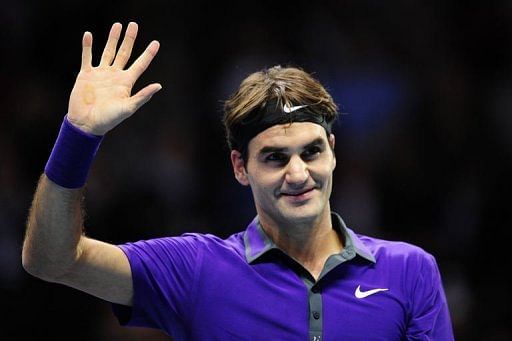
[22,174,85,281]
[22,22,159,298]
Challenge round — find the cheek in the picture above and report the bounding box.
[247,170,280,194]
[312,155,336,176]
[326,152,336,173]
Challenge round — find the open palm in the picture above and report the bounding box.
[67,22,161,135]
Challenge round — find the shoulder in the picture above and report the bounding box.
[356,233,437,269]
[118,231,246,257]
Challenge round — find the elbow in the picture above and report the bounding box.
[21,249,51,281]
[21,243,36,276]
[21,247,63,282]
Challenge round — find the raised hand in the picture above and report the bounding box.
[67,22,161,135]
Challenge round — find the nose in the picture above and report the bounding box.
[285,155,309,186]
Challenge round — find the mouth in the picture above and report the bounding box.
[281,188,315,196]
[280,187,316,202]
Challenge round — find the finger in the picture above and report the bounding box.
[99,23,122,67]
[81,31,93,71]
[128,83,162,113]
[112,22,138,69]
[127,40,160,82]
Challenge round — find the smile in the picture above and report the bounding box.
[281,188,316,199]
[283,189,313,196]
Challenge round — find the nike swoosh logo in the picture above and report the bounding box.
[354,285,389,299]
[283,104,309,113]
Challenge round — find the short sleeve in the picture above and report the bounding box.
[406,252,454,340]
[112,234,204,336]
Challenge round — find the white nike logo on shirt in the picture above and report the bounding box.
[354,285,389,298]
[283,104,309,113]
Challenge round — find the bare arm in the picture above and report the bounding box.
[22,22,161,306]
[23,175,133,305]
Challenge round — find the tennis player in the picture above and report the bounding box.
[23,22,454,340]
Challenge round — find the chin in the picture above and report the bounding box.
[278,204,325,224]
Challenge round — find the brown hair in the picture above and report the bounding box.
[223,66,339,155]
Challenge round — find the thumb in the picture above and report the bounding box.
[129,83,162,112]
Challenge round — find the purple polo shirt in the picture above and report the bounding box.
[113,213,454,340]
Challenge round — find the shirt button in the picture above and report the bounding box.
[312,311,320,319]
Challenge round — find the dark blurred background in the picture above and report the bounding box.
[1,0,511,340]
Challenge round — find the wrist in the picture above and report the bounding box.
[44,115,104,189]
[66,113,101,135]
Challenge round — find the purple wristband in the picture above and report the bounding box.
[44,115,103,188]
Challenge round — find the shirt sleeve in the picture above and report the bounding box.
[111,234,204,336]
[406,252,454,340]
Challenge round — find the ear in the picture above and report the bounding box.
[329,134,336,170]
[230,150,250,186]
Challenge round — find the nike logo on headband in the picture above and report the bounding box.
[283,104,309,113]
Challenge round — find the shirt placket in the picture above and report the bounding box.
[298,246,357,341]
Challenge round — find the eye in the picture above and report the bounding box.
[266,152,288,163]
[302,146,322,160]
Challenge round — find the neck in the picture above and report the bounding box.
[259,209,344,279]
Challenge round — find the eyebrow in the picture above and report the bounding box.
[258,137,326,155]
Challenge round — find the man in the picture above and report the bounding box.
[22,22,454,340]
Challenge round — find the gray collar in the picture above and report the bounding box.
[243,212,376,264]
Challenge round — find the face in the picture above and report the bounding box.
[231,122,336,227]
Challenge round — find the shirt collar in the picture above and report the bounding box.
[243,212,376,264]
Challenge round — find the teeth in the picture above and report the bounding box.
[285,189,311,196]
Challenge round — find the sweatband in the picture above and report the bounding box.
[44,115,103,188]
[231,98,334,153]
